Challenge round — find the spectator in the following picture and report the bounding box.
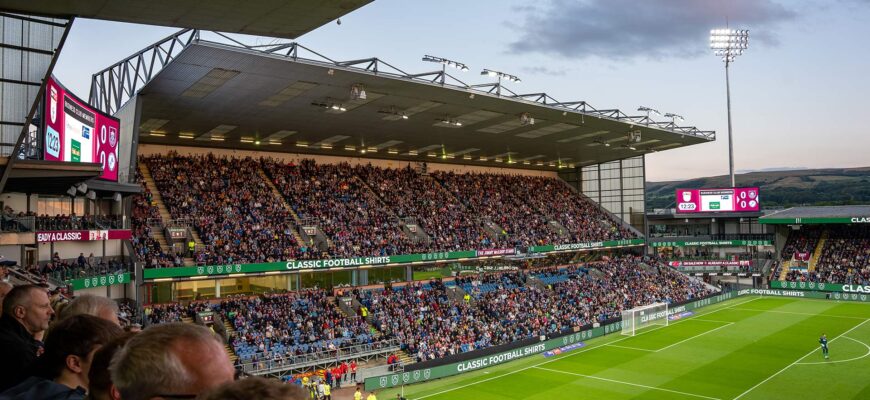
[87,333,136,400]
[58,294,121,326]
[0,284,54,391]
[197,377,308,400]
[0,314,123,399]
[110,323,235,400]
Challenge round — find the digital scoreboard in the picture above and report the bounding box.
[676,187,760,213]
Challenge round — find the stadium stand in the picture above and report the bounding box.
[785,225,870,284]
[144,154,310,265]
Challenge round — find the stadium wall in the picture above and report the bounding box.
[136,144,558,178]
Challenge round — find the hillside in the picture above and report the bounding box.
[646,167,870,209]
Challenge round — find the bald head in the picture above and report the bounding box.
[59,294,120,326]
[110,323,235,400]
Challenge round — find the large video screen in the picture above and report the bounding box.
[43,76,119,181]
[676,187,760,213]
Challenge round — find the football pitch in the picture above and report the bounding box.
[379,296,870,400]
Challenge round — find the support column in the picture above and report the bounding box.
[215,280,221,298]
[358,269,368,286]
[405,265,413,282]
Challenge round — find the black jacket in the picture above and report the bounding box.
[0,315,42,392]
[0,377,85,400]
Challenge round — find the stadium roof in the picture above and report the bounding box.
[759,205,870,224]
[91,31,715,171]
[0,0,371,39]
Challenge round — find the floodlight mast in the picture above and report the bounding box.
[422,55,468,85]
[480,68,520,96]
[710,28,749,188]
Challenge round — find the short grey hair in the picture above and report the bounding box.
[110,323,224,400]
[58,294,118,321]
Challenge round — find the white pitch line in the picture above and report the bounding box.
[692,318,734,324]
[732,308,867,320]
[654,322,734,353]
[605,343,656,352]
[732,318,870,400]
[533,366,721,400]
[794,336,870,365]
[412,295,762,400]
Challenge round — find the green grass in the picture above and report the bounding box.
[381,296,870,400]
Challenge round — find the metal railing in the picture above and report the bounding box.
[0,215,35,232]
[34,215,128,231]
[237,338,401,375]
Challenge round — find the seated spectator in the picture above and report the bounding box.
[87,333,136,400]
[57,294,121,326]
[0,284,54,392]
[198,377,308,400]
[0,314,123,399]
[110,323,235,400]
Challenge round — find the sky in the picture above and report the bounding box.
[53,0,870,182]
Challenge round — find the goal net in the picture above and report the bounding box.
[621,302,669,336]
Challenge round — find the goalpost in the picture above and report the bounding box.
[621,302,669,336]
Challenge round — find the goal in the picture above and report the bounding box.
[621,302,669,336]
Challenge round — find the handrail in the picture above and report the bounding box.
[236,338,401,375]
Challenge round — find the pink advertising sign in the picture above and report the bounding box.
[676,187,760,213]
[44,76,120,181]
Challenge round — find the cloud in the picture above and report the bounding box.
[508,0,796,60]
[521,66,568,76]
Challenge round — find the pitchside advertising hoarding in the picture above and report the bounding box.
[676,187,760,213]
[43,76,120,181]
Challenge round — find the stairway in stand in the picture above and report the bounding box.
[396,349,415,365]
[223,319,239,363]
[778,260,793,280]
[257,167,307,246]
[808,230,829,273]
[138,164,174,260]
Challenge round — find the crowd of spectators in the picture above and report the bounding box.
[136,154,638,267]
[220,290,377,364]
[785,225,870,285]
[131,173,182,269]
[264,159,415,257]
[353,164,493,251]
[145,153,312,265]
[432,171,561,247]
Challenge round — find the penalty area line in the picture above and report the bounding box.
[533,366,721,400]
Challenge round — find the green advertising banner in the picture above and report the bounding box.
[759,217,870,225]
[528,238,645,254]
[68,273,131,290]
[364,291,739,391]
[740,288,870,302]
[650,239,772,247]
[770,280,870,294]
[143,250,480,280]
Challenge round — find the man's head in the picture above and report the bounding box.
[197,377,308,400]
[59,294,120,326]
[88,332,136,400]
[39,314,124,390]
[110,323,235,400]
[2,284,53,334]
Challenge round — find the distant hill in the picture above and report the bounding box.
[646,167,870,209]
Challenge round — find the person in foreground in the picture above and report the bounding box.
[0,284,54,392]
[110,323,235,400]
[197,377,308,400]
[0,314,123,400]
